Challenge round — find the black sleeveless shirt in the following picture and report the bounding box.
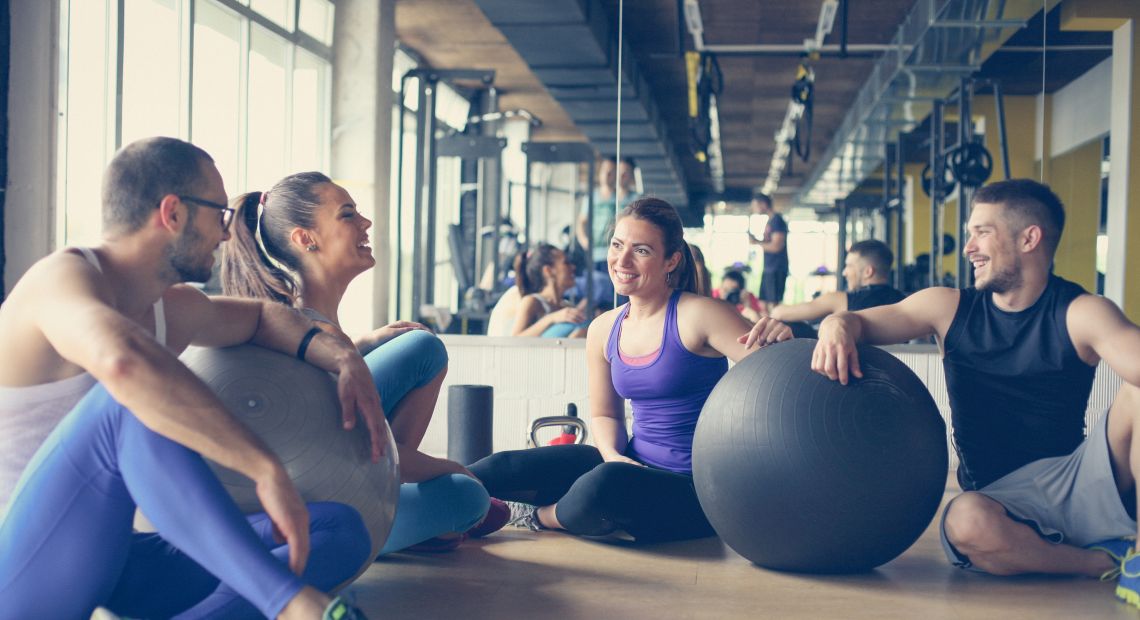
[846,284,905,311]
[943,275,1096,491]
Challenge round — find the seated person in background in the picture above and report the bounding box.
[770,239,905,324]
[472,198,792,544]
[0,138,373,618]
[803,179,1140,608]
[222,172,491,554]
[712,270,763,322]
[485,285,522,337]
[512,243,588,338]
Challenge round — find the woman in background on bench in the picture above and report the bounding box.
[221,172,501,553]
[510,243,589,338]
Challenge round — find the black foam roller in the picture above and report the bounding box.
[448,385,494,465]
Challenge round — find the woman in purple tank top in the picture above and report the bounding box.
[470,198,792,542]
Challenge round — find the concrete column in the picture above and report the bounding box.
[4,1,57,295]
[331,0,396,330]
[1063,0,1140,319]
[1049,140,1101,292]
[1107,21,1140,318]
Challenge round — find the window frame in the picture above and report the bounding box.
[54,0,335,248]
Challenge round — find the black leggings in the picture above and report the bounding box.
[469,444,714,543]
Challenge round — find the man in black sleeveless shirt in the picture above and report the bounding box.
[770,239,905,325]
[760,179,1140,605]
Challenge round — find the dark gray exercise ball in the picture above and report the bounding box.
[692,339,947,573]
[181,344,400,583]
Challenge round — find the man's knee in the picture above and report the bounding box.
[1115,383,1140,413]
[310,502,371,563]
[1105,384,1140,481]
[943,492,1009,555]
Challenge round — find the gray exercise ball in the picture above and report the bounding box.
[692,339,947,573]
[181,344,399,581]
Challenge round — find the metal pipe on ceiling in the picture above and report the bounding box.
[796,0,1056,207]
[701,43,891,55]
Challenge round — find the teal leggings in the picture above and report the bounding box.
[365,330,489,553]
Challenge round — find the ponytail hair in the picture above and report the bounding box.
[220,171,331,307]
[513,243,560,296]
[618,197,698,294]
[674,243,698,295]
[687,242,712,296]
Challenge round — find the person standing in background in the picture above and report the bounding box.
[747,191,788,310]
[573,157,640,307]
[576,157,640,272]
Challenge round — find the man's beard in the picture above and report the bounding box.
[165,221,213,283]
[976,256,1022,294]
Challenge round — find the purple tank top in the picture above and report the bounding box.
[606,289,728,474]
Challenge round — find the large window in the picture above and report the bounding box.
[389,48,472,320]
[56,0,334,247]
[687,213,840,305]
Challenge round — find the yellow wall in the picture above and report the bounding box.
[1061,0,1140,321]
[906,163,962,281]
[1048,139,1102,291]
[1123,21,1140,323]
[973,95,1040,182]
[905,97,1101,296]
[908,162,931,261]
[904,95,1044,284]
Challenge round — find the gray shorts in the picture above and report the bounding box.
[940,410,1137,570]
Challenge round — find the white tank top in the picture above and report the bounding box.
[0,248,167,511]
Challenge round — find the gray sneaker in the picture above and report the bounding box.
[505,501,542,531]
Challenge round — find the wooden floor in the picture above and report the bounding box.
[352,483,1135,619]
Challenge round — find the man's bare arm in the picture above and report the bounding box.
[812,287,959,384]
[770,292,846,323]
[29,262,279,478]
[24,257,314,570]
[183,292,390,462]
[1069,295,1140,387]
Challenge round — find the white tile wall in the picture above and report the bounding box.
[423,336,592,457]
[426,338,1124,472]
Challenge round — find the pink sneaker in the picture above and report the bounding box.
[466,497,511,538]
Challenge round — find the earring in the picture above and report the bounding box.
[306,244,318,252]
[666,271,675,287]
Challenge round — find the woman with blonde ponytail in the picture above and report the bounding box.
[222,173,505,554]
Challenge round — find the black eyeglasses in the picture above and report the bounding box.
[178,195,235,232]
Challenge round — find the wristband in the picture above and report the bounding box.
[296,326,321,361]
